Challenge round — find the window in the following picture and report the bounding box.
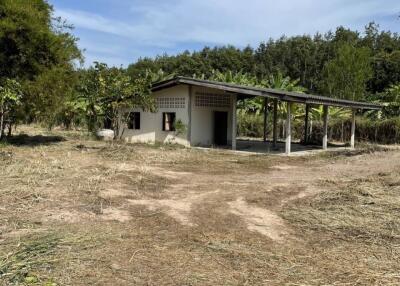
[195,93,230,108]
[126,112,140,130]
[157,97,185,108]
[162,112,176,131]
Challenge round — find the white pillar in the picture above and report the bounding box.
[232,94,237,150]
[285,102,291,155]
[351,109,356,148]
[263,97,268,142]
[187,86,192,146]
[322,105,329,150]
[304,104,309,144]
[273,99,278,147]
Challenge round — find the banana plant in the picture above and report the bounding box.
[148,69,176,83]
[365,84,400,119]
[307,106,351,121]
[260,73,307,134]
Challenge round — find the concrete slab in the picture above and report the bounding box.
[194,138,350,156]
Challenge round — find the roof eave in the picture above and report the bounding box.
[151,77,381,110]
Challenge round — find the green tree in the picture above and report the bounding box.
[0,79,22,139]
[368,84,400,119]
[0,0,81,131]
[27,67,78,129]
[76,63,154,136]
[322,43,373,101]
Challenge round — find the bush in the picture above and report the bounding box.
[237,113,264,137]
[237,113,400,144]
[356,117,400,144]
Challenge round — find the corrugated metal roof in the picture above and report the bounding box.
[152,76,381,110]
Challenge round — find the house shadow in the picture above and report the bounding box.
[4,134,65,147]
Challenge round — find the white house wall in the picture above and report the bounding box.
[190,86,233,146]
[119,85,190,146]
[119,84,235,147]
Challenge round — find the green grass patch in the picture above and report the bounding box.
[0,234,60,285]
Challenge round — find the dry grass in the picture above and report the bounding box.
[0,125,399,285]
[280,173,400,285]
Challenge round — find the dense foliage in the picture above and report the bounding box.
[0,0,81,134]
[0,79,22,139]
[73,63,154,135]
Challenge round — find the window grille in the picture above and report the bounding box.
[156,97,185,108]
[195,93,230,108]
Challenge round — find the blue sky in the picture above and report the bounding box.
[50,0,400,67]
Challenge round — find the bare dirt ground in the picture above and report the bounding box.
[1,126,400,285]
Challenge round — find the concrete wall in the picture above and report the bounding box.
[119,84,235,147]
[190,86,233,146]
[119,85,190,146]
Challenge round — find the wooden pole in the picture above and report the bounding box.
[263,97,268,142]
[273,99,278,147]
[322,105,329,150]
[232,94,237,150]
[304,104,309,144]
[285,102,291,155]
[351,109,356,148]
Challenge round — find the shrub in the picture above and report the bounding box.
[237,113,264,138]
[237,113,400,144]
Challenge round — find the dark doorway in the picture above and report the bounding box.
[214,111,228,146]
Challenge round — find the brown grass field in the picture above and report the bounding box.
[1,126,400,285]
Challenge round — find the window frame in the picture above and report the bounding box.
[162,112,176,132]
[126,112,141,130]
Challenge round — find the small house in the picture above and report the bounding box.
[119,77,380,154]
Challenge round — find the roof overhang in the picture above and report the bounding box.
[152,77,381,110]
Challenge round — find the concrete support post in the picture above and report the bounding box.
[304,104,309,144]
[351,109,356,149]
[285,102,292,155]
[273,99,278,147]
[187,85,192,146]
[263,97,268,142]
[232,94,237,150]
[322,105,329,150]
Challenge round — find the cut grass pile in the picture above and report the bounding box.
[0,233,98,286]
[0,234,60,285]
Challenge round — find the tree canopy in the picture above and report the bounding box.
[322,43,372,101]
[0,0,82,134]
[74,62,153,134]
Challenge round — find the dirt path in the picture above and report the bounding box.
[119,151,400,242]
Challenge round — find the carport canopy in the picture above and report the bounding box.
[152,77,381,154]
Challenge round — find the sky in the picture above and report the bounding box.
[49,0,400,67]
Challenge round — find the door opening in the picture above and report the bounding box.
[214,111,228,146]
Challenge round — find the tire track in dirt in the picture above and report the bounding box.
[122,151,400,242]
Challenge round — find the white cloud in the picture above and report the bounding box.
[59,0,400,45]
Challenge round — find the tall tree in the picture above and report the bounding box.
[0,0,81,131]
[322,43,372,101]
